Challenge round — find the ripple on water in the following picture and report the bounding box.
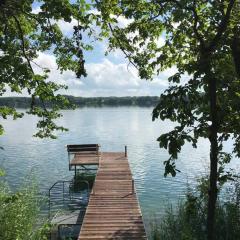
[0,107,238,227]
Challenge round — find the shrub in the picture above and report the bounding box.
[151,177,240,240]
[0,176,50,240]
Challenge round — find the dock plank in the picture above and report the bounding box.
[78,152,147,240]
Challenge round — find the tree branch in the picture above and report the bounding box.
[208,0,235,52]
[157,0,206,50]
[108,23,138,69]
[13,15,34,73]
[13,15,48,112]
[191,1,205,50]
[95,0,138,69]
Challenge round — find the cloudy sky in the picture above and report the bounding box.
[28,4,176,97]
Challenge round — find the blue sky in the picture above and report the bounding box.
[26,3,175,97]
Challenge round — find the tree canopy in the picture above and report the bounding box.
[0,0,104,138]
[96,0,240,166]
[94,0,240,239]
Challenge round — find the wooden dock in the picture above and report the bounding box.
[78,152,147,240]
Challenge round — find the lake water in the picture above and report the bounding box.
[0,107,238,226]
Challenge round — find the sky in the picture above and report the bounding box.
[15,3,177,98]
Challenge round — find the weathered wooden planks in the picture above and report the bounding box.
[51,210,85,225]
[78,152,147,240]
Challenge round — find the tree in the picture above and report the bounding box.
[0,1,111,238]
[0,0,106,138]
[95,0,240,239]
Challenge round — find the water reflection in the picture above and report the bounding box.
[0,107,238,221]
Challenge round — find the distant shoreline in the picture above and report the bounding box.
[0,96,160,108]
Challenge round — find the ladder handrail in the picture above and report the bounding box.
[48,180,90,219]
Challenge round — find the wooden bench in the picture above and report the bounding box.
[67,144,100,155]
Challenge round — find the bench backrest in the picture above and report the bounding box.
[67,144,100,154]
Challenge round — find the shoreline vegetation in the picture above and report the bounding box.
[151,176,240,240]
[0,176,50,240]
[0,96,159,108]
[2,172,239,240]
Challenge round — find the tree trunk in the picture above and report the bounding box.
[0,0,5,6]
[207,74,218,240]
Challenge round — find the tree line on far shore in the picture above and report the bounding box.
[0,96,160,108]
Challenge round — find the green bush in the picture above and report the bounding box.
[151,178,240,240]
[0,176,50,240]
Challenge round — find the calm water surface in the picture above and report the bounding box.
[0,107,239,224]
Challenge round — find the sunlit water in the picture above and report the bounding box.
[0,107,239,227]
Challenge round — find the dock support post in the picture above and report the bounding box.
[68,152,70,171]
[63,182,64,204]
[74,166,77,180]
[48,190,51,219]
[125,145,127,157]
[132,179,134,194]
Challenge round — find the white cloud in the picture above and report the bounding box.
[32,7,41,14]
[114,15,133,28]
[88,9,100,15]
[33,52,173,97]
[33,52,83,87]
[34,52,57,70]
[68,57,172,96]
[156,36,165,48]
[173,22,180,29]
[86,59,139,88]
[57,19,78,34]
[32,6,77,35]
[4,51,175,97]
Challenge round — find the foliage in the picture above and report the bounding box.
[95,1,240,238]
[0,0,106,138]
[0,178,50,240]
[96,0,240,176]
[151,177,240,240]
[0,168,5,177]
